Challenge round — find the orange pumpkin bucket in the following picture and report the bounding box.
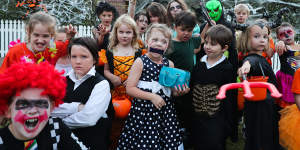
[239,76,269,101]
[112,97,131,118]
[246,76,269,101]
[237,76,269,110]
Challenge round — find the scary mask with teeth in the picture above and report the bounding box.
[206,0,223,22]
[6,88,53,140]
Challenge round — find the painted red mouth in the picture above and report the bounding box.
[14,110,48,133]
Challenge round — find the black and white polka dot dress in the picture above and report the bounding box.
[118,55,182,149]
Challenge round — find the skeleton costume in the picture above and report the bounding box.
[191,55,235,150]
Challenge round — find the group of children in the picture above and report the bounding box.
[0,0,299,150]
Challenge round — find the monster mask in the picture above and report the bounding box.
[206,0,222,22]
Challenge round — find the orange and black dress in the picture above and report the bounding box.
[99,49,146,100]
[99,49,146,149]
[279,68,300,150]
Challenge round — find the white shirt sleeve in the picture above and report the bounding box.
[62,80,111,129]
[51,102,81,118]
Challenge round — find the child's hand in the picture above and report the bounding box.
[193,33,200,37]
[78,104,85,112]
[122,79,128,86]
[172,84,190,96]
[150,94,166,110]
[210,20,216,26]
[275,40,286,55]
[238,61,251,77]
[111,75,122,87]
[97,24,109,36]
[65,24,77,40]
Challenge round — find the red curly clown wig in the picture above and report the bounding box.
[0,62,66,115]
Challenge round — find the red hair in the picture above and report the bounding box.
[0,62,66,115]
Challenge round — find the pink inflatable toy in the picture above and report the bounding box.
[216,75,282,100]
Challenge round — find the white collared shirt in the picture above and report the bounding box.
[200,55,226,69]
[52,66,111,129]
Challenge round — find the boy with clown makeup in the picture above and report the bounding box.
[0,62,87,150]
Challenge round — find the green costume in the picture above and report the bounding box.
[206,0,222,22]
[166,37,201,73]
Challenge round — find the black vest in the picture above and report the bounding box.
[64,73,113,150]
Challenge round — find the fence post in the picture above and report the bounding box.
[9,20,13,51]
[13,20,17,43]
[87,26,92,37]
[0,20,4,57]
[4,20,9,57]
[21,21,26,42]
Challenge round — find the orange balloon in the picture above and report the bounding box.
[112,98,131,118]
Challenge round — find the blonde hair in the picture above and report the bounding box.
[234,4,250,16]
[26,11,56,42]
[108,14,139,51]
[237,20,269,54]
[145,23,172,54]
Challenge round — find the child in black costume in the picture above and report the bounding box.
[238,20,280,150]
[191,24,235,150]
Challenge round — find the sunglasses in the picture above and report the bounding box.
[170,5,182,11]
[15,99,49,110]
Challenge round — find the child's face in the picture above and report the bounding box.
[55,32,67,42]
[277,26,295,45]
[136,15,148,34]
[7,88,52,140]
[70,45,95,79]
[146,28,169,58]
[175,26,193,42]
[249,25,269,52]
[99,11,113,26]
[117,24,134,47]
[235,10,248,24]
[28,23,52,52]
[148,12,159,23]
[169,2,183,18]
[204,36,226,59]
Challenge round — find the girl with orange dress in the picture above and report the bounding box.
[98,14,146,149]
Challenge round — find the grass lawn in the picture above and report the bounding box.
[226,124,245,150]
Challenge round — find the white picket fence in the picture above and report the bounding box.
[0,19,93,57]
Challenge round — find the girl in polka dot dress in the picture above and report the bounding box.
[118,24,189,149]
